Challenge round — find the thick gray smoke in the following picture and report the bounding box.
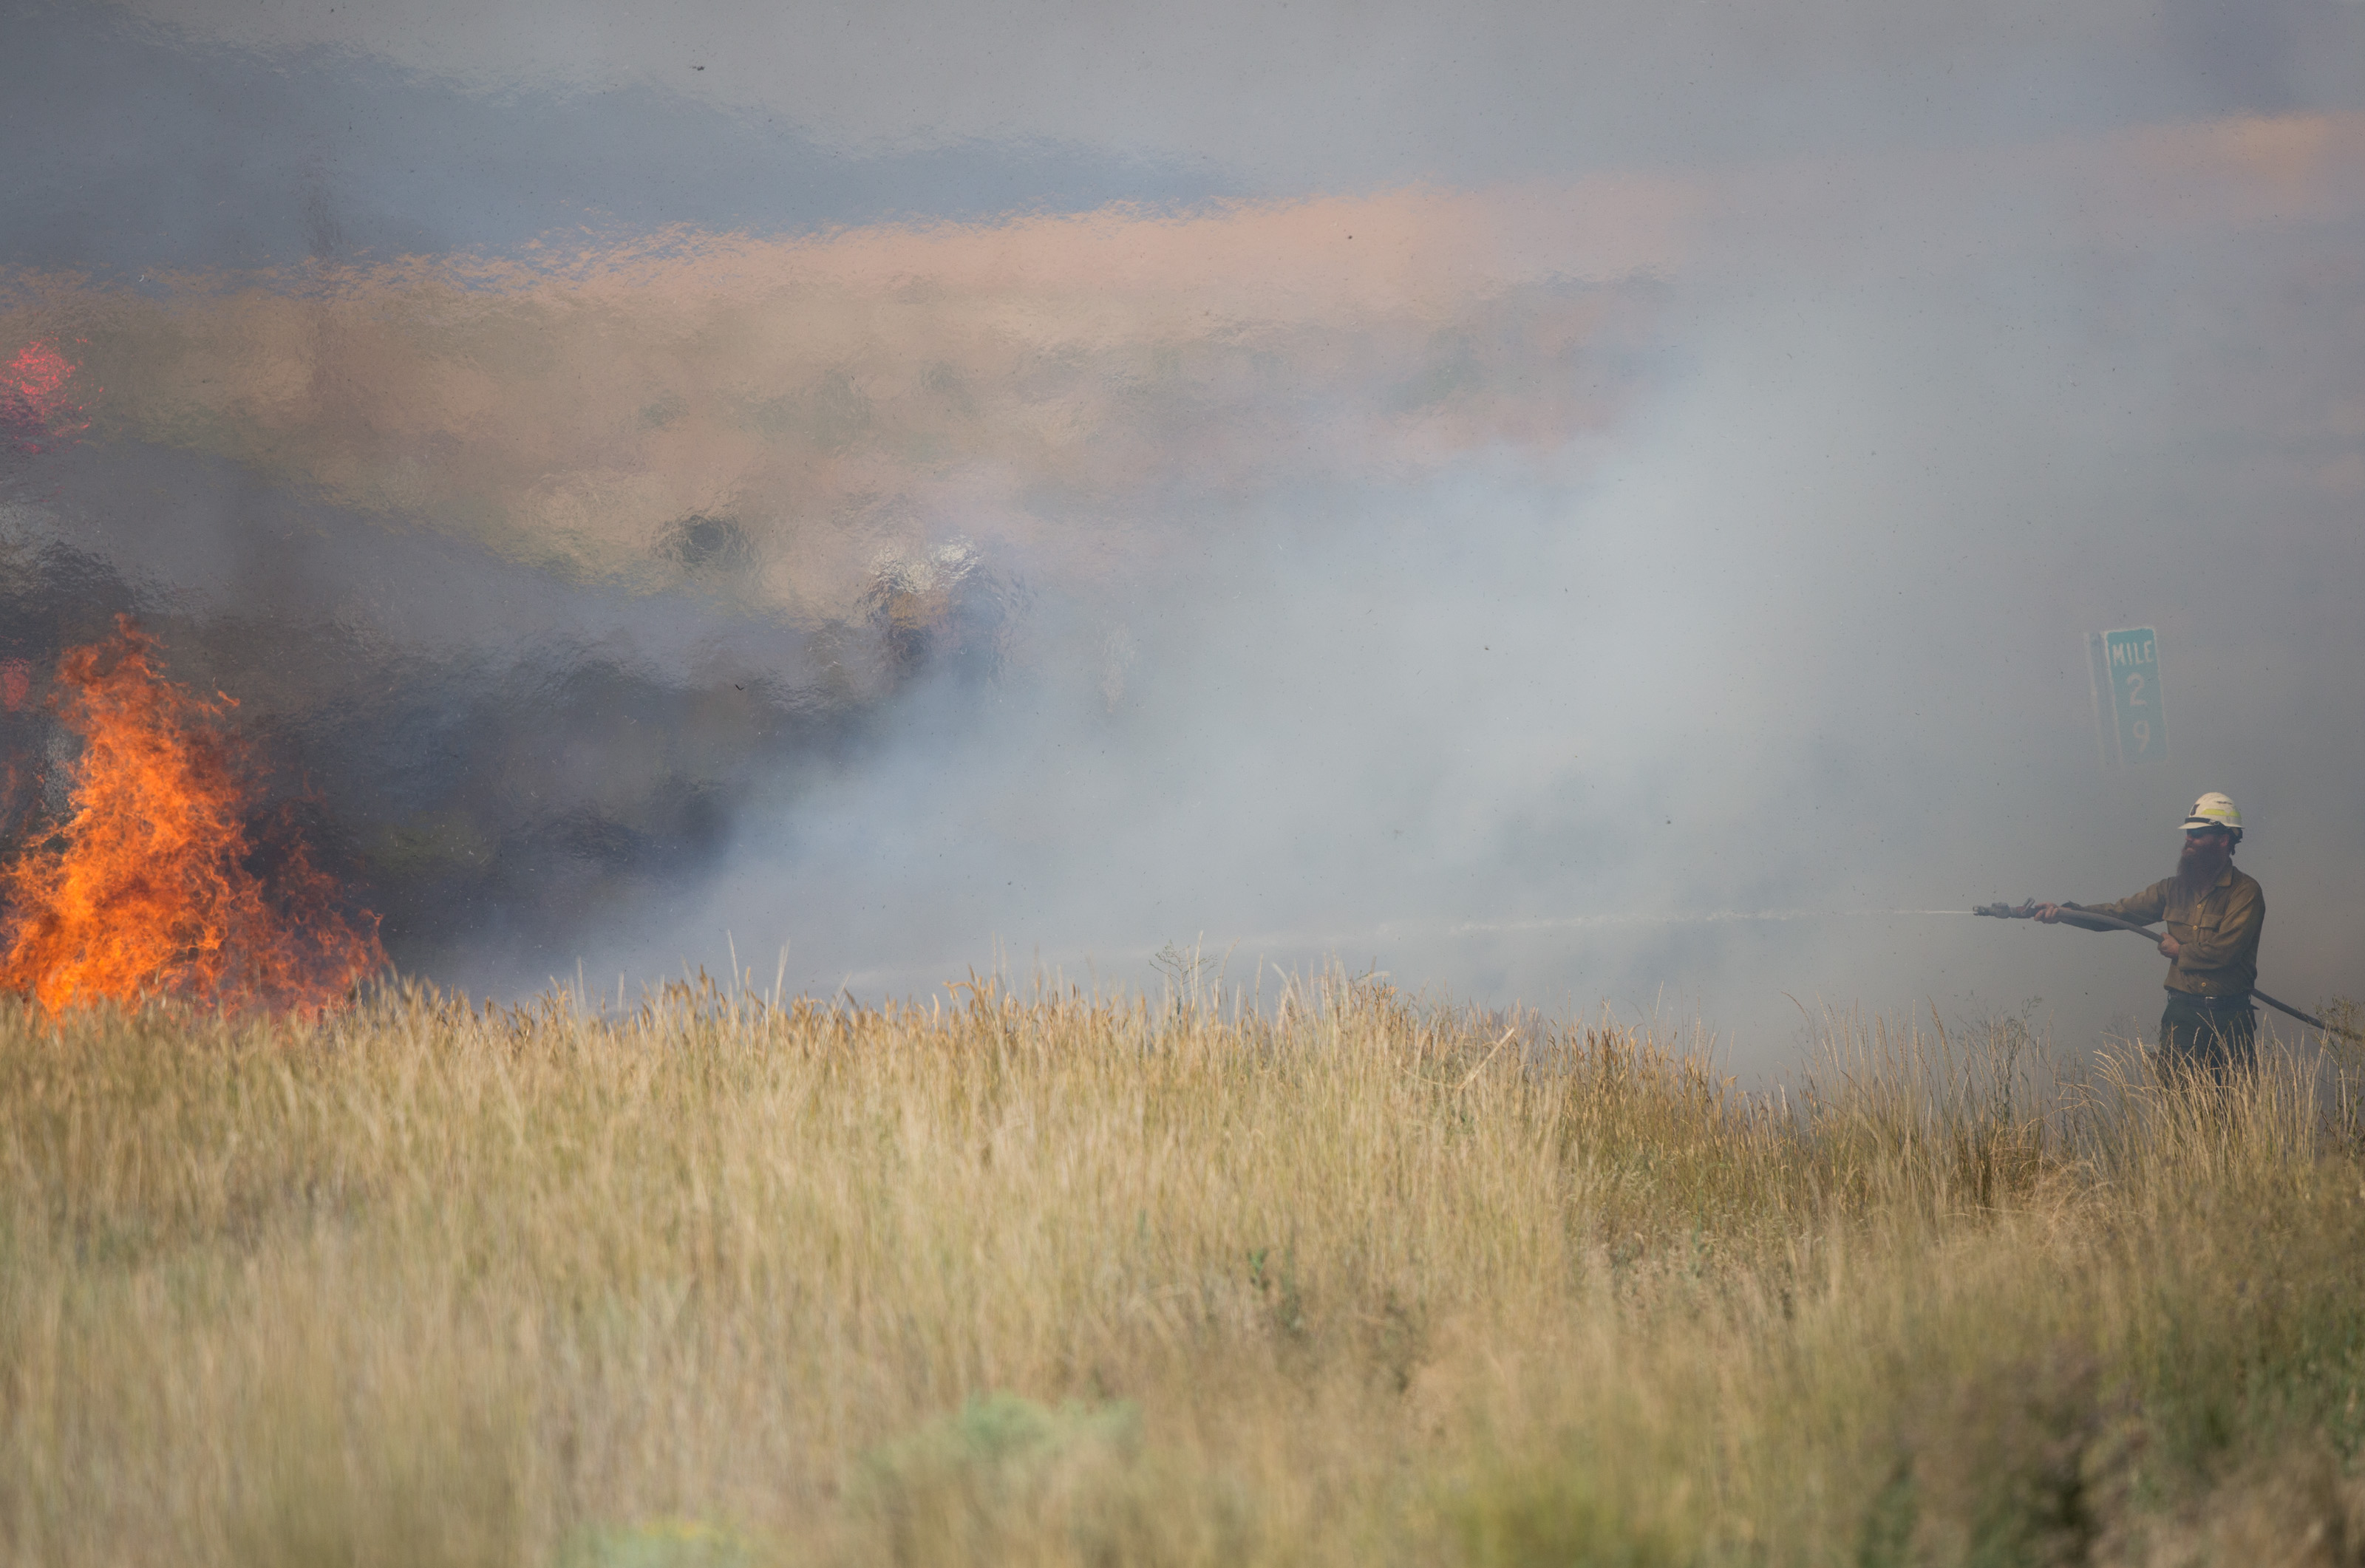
[687,211,2365,1054]
[4,1,2363,1064]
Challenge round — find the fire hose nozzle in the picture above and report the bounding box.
[1973,901,2039,918]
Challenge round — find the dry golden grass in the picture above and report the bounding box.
[0,970,2360,1567]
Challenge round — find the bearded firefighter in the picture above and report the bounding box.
[2030,793,2262,1077]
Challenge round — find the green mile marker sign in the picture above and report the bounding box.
[2086,627,2166,767]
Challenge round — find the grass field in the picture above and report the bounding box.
[1,970,2361,1567]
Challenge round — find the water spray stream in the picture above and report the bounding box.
[1222,907,1977,949]
[822,908,1981,998]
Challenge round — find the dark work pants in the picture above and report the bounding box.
[2158,993,2257,1082]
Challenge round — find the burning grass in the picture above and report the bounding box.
[0,974,2361,1566]
[0,617,384,1016]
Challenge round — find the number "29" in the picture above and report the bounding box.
[2123,671,2151,753]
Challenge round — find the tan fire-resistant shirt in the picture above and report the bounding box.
[2077,865,2264,1001]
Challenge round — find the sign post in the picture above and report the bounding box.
[2086,627,2166,767]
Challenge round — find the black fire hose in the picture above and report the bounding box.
[1974,900,2332,1032]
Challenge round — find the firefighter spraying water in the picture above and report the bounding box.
[1975,791,2335,1077]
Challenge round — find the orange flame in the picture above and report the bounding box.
[3,340,93,454]
[0,618,385,1017]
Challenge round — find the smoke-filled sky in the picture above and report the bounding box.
[4,0,2364,1063]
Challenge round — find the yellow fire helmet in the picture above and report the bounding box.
[2182,791,2242,841]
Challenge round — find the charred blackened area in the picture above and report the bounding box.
[0,536,135,856]
[661,514,755,576]
[0,441,1021,984]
